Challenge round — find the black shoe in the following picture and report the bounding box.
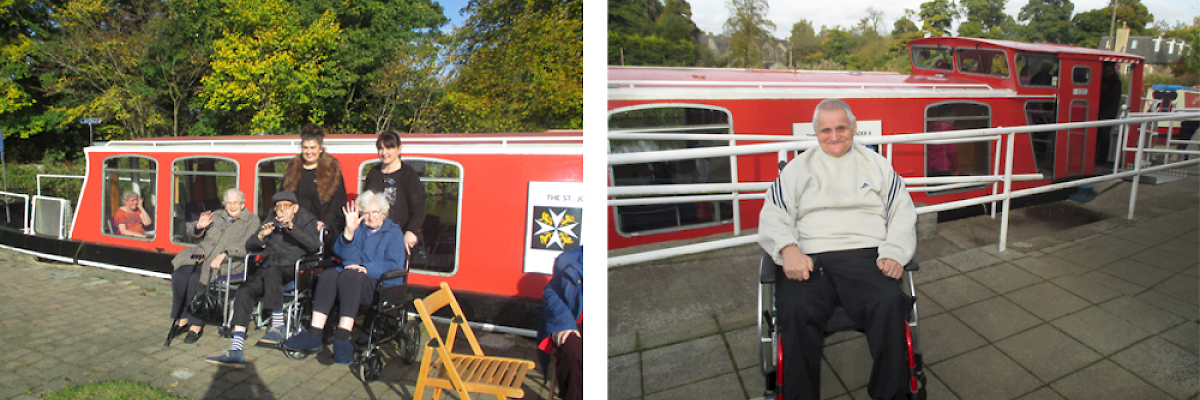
[184,327,203,344]
[165,323,188,346]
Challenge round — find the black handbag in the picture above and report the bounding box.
[186,286,224,323]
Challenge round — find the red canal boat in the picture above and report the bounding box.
[608,37,1146,250]
[0,132,583,334]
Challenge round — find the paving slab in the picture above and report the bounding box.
[1049,306,1153,355]
[1004,282,1091,321]
[739,366,766,400]
[1010,257,1071,280]
[994,324,1102,382]
[1047,244,1123,270]
[918,275,997,310]
[919,313,987,365]
[966,263,1044,294]
[1081,270,1147,296]
[1098,258,1175,289]
[941,248,1006,272]
[727,325,759,371]
[1149,274,1199,304]
[644,372,745,400]
[1098,296,1188,334]
[1015,387,1066,400]
[910,259,959,285]
[1127,249,1198,273]
[950,296,1043,342]
[609,352,642,400]
[1050,360,1174,400]
[823,335,871,392]
[1159,321,1199,355]
[1107,226,1177,247]
[1080,234,1150,258]
[640,334,734,394]
[1136,290,1200,320]
[1110,336,1200,399]
[931,346,1041,400]
[1048,274,1122,304]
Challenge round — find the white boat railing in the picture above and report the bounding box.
[36,174,85,197]
[0,191,32,235]
[608,111,1200,268]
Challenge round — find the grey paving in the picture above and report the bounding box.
[0,251,553,400]
[609,166,1199,400]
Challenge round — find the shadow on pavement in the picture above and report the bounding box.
[202,362,275,400]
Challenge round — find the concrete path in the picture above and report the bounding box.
[609,166,1199,400]
[0,256,552,400]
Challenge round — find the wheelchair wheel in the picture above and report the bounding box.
[285,348,313,361]
[358,350,383,383]
[399,319,420,364]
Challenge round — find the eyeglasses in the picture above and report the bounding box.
[224,200,244,205]
[363,211,385,217]
[274,204,295,212]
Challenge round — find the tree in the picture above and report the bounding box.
[199,0,343,134]
[657,0,698,42]
[959,0,1008,38]
[1074,0,1155,48]
[892,15,921,37]
[1019,0,1076,44]
[1161,17,1199,84]
[823,28,855,65]
[0,0,62,147]
[441,0,582,132]
[723,0,775,68]
[789,20,823,65]
[919,0,959,37]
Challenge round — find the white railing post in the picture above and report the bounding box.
[998,131,1017,252]
[1128,121,1149,219]
[990,133,1003,218]
[731,137,741,235]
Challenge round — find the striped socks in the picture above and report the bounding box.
[231,331,246,352]
[272,310,284,329]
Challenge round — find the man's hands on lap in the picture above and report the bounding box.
[781,245,814,281]
[877,258,903,279]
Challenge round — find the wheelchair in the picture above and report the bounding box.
[758,252,926,400]
[353,268,421,382]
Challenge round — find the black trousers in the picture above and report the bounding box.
[312,268,376,320]
[231,263,295,328]
[776,248,910,400]
[170,263,206,327]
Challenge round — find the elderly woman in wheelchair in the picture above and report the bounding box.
[167,188,259,345]
[283,190,407,365]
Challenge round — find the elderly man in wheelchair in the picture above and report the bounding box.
[758,99,922,400]
[283,190,408,366]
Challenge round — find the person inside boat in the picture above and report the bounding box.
[758,99,917,400]
[537,246,583,400]
[114,190,153,238]
[362,131,426,255]
[282,190,407,365]
[206,191,322,368]
[167,188,261,345]
[281,124,347,248]
[1030,61,1056,86]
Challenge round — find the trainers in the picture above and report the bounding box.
[333,339,353,365]
[184,327,203,344]
[257,328,287,346]
[204,350,245,368]
[283,331,322,352]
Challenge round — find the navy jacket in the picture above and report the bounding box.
[537,247,583,370]
[333,219,407,287]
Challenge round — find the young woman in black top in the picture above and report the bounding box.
[362,131,426,253]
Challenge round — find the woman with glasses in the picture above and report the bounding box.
[282,190,407,365]
[362,131,425,254]
[281,124,348,239]
[167,188,260,345]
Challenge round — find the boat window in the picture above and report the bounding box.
[254,157,292,223]
[912,46,953,72]
[955,48,1009,77]
[102,156,157,240]
[924,103,991,192]
[1072,66,1090,86]
[1025,100,1057,175]
[1016,53,1059,87]
[608,106,734,236]
[171,157,239,245]
[358,158,462,275]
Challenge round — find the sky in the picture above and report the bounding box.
[437,0,472,31]
[686,0,1199,40]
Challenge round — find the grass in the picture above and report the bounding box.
[42,381,184,400]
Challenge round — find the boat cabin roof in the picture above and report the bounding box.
[908,37,1145,64]
[87,131,583,155]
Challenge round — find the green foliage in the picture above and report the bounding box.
[1161,17,1199,84]
[919,0,959,37]
[2,157,86,201]
[609,32,697,66]
[1018,0,1076,44]
[441,0,582,132]
[790,20,824,65]
[723,0,775,68]
[1074,0,1154,48]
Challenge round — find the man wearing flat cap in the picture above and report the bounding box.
[207,191,322,367]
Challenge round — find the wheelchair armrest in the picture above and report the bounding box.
[904,260,920,272]
[297,254,339,270]
[760,252,778,284]
[380,269,409,281]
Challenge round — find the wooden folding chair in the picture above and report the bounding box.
[413,282,535,400]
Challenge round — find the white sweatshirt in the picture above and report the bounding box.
[758,143,917,266]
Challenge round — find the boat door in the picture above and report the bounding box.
[1055,57,1099,177]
